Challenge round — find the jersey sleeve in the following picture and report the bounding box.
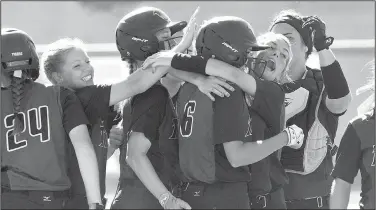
[331,123,361,184]
[250,79,285,133]
[76,85,112,124]
[130,85,168,141]
[60,87,89,134]
[213,85,248,144]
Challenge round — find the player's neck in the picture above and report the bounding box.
[290,62,308,81]
[160,77,182,98]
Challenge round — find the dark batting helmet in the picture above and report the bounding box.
[115,7,187,61]
[1,28,40,80]
[195,16,269,68]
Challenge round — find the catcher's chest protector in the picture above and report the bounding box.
[177,83,216,183]
[281,69,335,175]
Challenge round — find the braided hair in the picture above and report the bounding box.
[1,28,40,136]
[9,70,34,136]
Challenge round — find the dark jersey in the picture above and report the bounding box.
[67,85,116,197]
[247,79,287,196]
[331,111,375,209]
[213,84,252,182]
[1,82,88,191]
[281,67,340,200]
[177,82,251,183]
[119,84,177,186]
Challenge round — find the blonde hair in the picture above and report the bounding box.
[357,59,375,115]
[41,38,86,85]
[256,32,293,84]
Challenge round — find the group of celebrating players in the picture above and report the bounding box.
[1,5,374,210]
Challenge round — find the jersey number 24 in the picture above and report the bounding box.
[4,106,50,152]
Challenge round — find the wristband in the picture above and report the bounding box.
[321,60,350,99]
[159,192,171,208]
[171,53,209,75]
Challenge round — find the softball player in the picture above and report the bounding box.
[143,16,304,209]
[39,29,179,208]
[1,28,102,209]
[269,10,352,209]
[330,60,375,209]
[108,7,233,209]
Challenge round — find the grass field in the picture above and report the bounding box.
[36,48,374,209]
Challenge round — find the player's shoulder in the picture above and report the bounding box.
[75,85,104,99]
[350,110,375,127]
[132,84,169,105]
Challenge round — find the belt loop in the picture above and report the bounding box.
[256,195,267,208]
[317,196,323,208]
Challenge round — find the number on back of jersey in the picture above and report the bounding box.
[4,106,50,152]
[180,101,196,138]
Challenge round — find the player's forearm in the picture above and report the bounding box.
[319,49,351,114]
[169,68,205,87]
[109,67,169,106]
[318,48,336,67]
[69,125,102,205]
[226,132,288,167]
[126,148,170,203]
[205,59,257,96]
[329,178,352,209]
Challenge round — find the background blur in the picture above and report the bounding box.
[2,1,375,209]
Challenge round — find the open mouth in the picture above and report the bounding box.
[82,74,92,82]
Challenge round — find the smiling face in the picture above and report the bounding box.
[249,32,292,83]
[58,47,94,89]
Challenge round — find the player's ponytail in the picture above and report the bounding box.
[357,59,375,115]
[10,71,28,136]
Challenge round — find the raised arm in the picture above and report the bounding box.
[109,67,169,106]
[319,49,352,114]
[304,15,352,114]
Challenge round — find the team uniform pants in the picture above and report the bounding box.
[179,181,250,209]
[63,194,107,209]
[249,187,287,209]
[1,187,68,209]
[285,195,330,209]
[110,179,162,209]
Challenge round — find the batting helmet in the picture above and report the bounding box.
[195,16,269,68]
[1,28,39,80]
[115,7,187,61]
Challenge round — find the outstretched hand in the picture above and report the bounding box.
[173,6,200,53]
[197,76,234,101]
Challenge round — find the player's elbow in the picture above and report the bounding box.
[228,156,243,168]
[223,141,247,168]
[125,132,150,167]
[325,93,352,114]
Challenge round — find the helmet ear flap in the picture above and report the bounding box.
[29,69,39,81]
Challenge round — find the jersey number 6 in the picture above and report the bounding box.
[180,101,196,137]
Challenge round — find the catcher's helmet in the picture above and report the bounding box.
[1,28,39,80]
[116,7,187,61]
[195,16,269,68]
